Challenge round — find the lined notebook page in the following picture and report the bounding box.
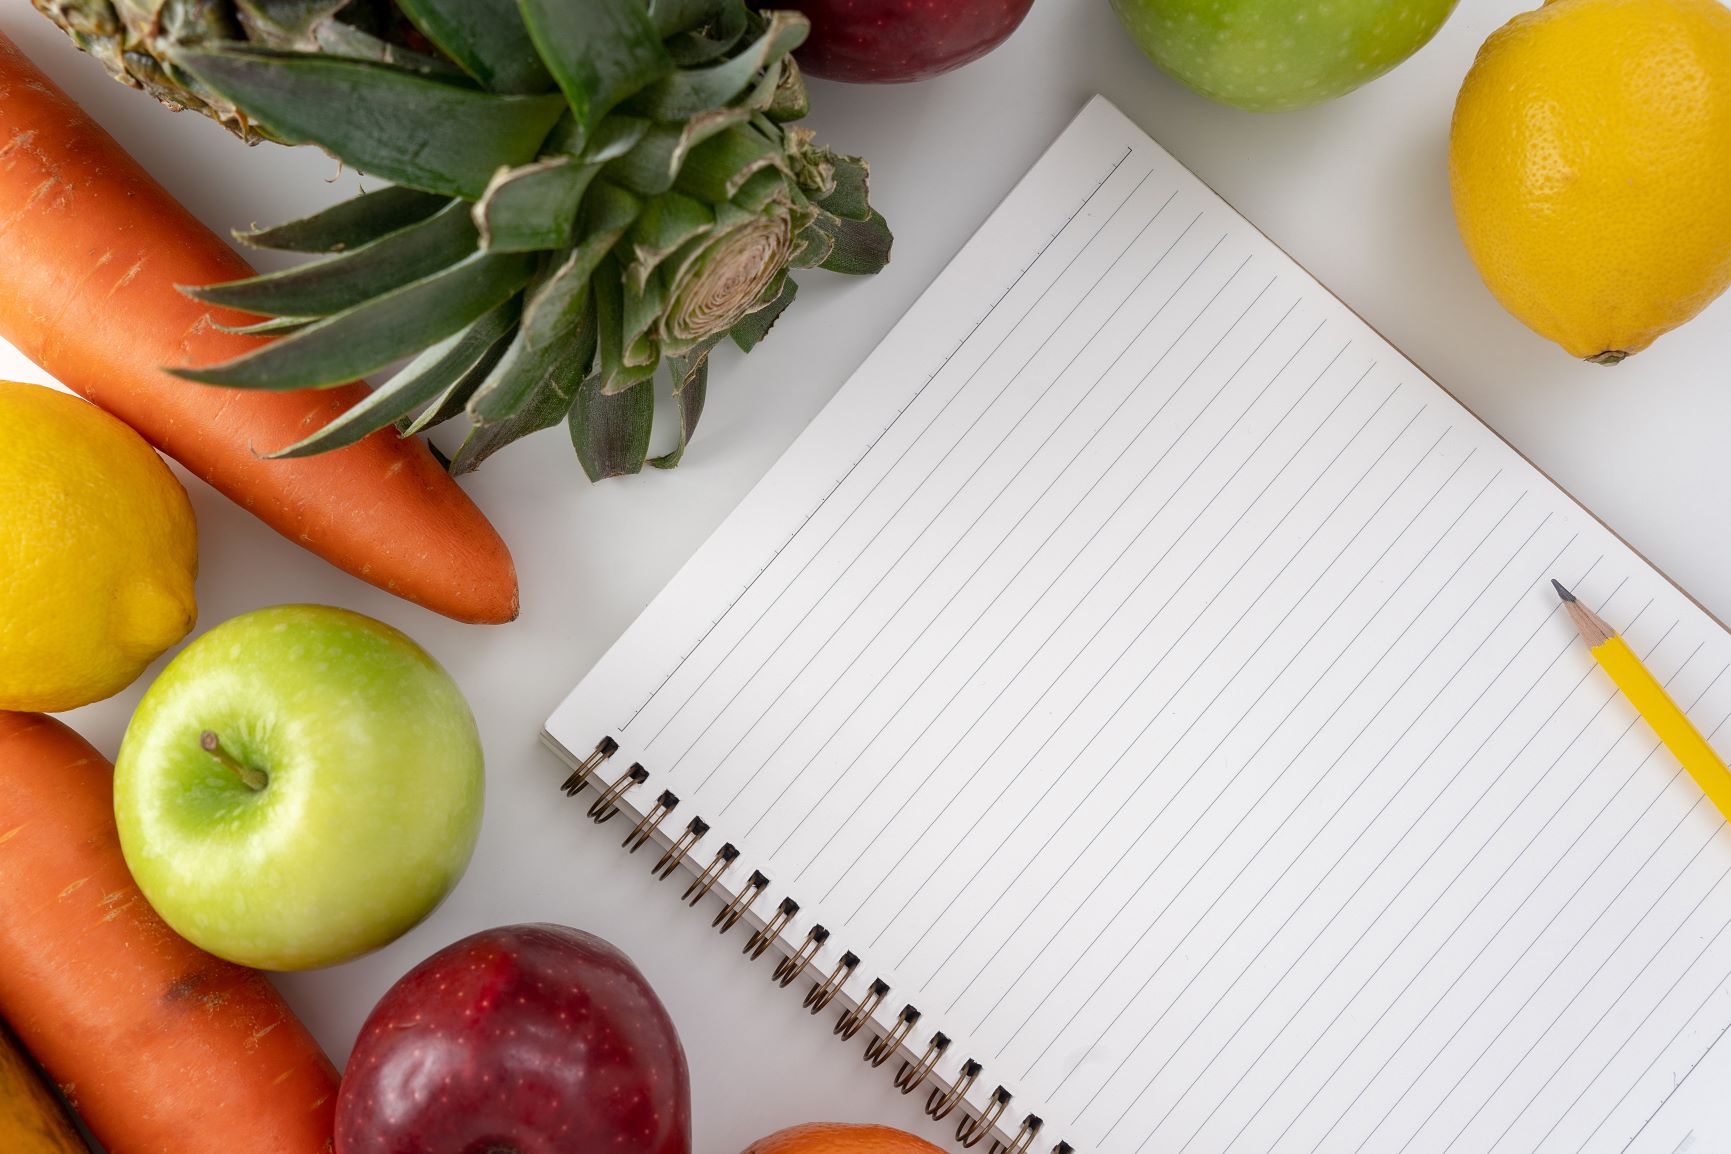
[545,96,1731,1154]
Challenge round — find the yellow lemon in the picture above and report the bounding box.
[0,382,197,711]
[1450,0,1731,362]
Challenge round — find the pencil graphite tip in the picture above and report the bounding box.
[1551,579,1577,603]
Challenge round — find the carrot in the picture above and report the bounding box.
[0,32,518,625]
[0,1019,89,1154]
[0,712,339,1154]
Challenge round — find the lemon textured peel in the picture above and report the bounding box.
[1449,0,1731,361]
[0,381,197,711]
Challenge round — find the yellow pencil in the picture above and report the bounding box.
[1553,579,1731,823]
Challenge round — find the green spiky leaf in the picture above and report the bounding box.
[605,107,751,195]
[518,0,672,145]
[400,325,517,435]
[234,186,452,253]
[730,274,797,351]
[457,313,597,471]
[649,0,732,37]
[178,49,567,197]
[395,0,554,93]
[675,125,785,201]
[569,367,655,480]
[806,209,893,276]
[650,356,707,469]
[625,192,713,291]
[188,200,479,318]
[475,156,601,252]
[264,296,522,457]
[626,11,806,119]
[817,154,871,221]
[171,250,536,391]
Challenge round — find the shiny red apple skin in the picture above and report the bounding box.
[334,923,690,1154]
[788,0,1036,83]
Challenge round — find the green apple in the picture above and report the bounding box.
[1110,0,1459,112]
[114,605,484,971]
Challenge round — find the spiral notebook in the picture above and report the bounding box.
[544,96,1731,1154]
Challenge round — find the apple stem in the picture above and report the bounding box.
[199,731,268,792]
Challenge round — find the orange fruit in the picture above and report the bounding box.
[742,1123,947,1154]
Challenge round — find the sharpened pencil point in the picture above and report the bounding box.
[1551,579,1576,603]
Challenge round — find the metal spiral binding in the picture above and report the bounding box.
[926,1060,982,1122]
[589,763,647,823]
[562,735,1056,1154]
[986,1121,1044,1154]
[894,1032,949,1093]
[713,869,768,933]
[623,790,678,853]
[682,843,738,906]
[834,978,889,1041]
[772,925,828,986]
[653,817,708,881]
[955,1088,1010,1149]
[746,898,799,960]
[560,737,617,795]
[863,1005,919,1068]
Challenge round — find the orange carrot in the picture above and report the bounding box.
[0,32,517,625]
[0,712,339,1154]
[0,1019,89,1154]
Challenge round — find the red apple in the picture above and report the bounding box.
[787,0,1036,83]
[335,923,690,1154]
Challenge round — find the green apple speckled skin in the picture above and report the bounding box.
[114,605,484,971]
[1110,0,1459,112]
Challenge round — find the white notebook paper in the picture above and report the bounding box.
[545,96,1731,1154]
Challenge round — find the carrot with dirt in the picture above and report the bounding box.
[0,31,517,625]
[0,1019,89,1154]
[0,712,340,1154]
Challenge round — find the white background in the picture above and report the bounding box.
[4,2,1728,1151]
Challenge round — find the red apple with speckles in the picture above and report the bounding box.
[334,923,690,1154]
[785,0,1036,83]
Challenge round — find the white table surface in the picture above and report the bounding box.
[6,3,1730,1151]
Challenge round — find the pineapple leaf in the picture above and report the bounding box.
[625,193,714,292]
[213,316,314,336]
[665,3,750,68]
[569,369,654,480]
[730,274,797,351]
[621,267,668,367]
[517,0,672,145]
[674,125,786,202]
[177,48,567,198]
[594,260,660,394]
[475,157,602,253]
[468,281,595,423]
[186,200,479,318]
[625,11,807,120]
[234,186,452,253]
[395,0,554,94]
[649,357,707,469]
[817,155,872,222]
[582,116,653,162]
[454,337,595,474]
[805,209,893,276]
[649,0,733,37]
[605,107,752,196]
[765,56,809,122]
[400,324,518,435]
[263,296,520,457]
[171,250,536,391]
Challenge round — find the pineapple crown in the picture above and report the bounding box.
[103,0,891,477]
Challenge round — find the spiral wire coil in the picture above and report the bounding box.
[560,736,1063,1154]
